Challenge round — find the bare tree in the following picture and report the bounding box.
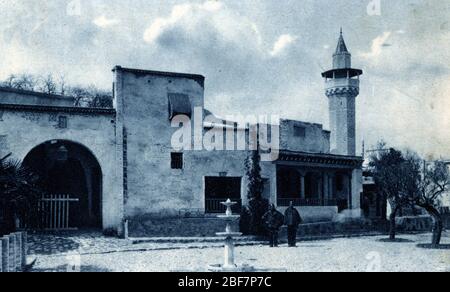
[2,74,17,88]
[59,74,67,96]
[1,73,113,108]
[411,159,450,245]
[38,74,57,94]
[12,74,37,91]
[68,85,113,108]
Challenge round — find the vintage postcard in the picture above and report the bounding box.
[0,0,449,276]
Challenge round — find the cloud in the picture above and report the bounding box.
[359,31,391,59]
[141,1,319,123]
[270,34,297,56]
[93,15,120,28]
[0,0,449,159]
[144,1,225,44]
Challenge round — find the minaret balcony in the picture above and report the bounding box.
[325,78,360,89]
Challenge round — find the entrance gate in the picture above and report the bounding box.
[40,194,80,230]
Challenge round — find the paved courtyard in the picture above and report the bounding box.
[28,232,450,272]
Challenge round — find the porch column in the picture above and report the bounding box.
[323,173,329,205]
[328,174,334,201]
[300,174,306,200]
[318,173,323,203]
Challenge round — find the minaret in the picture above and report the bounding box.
[322,30,363,156]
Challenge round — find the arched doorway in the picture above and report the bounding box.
[23,140,102,229]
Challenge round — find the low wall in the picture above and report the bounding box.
[277,206,338,223]
[0,232,27,273]
[280,220,389,238]
[128,216,239,237]
[128,214,450,238]
[395,214,450,232]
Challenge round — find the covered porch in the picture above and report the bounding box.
[275,151,363,212]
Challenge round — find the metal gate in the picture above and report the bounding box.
[40,194,79,230]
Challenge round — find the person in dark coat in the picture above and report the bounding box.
[262,204,284,247]
[284,201,303,247]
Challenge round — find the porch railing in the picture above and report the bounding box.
[277,198,337,207]
[205,198,242,214]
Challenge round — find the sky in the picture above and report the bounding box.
[0,0,449,158]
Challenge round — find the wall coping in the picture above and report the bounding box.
[0,103,116,115]
[0,86,74,101]
[113,66,205,88]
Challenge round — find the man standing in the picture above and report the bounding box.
[262,204,284,247]
[284,201,302,247]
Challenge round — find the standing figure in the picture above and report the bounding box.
[262,204,284,247]
[284,201,303,247]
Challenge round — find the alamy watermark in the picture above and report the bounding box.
[367,0,381,16]
[171,107,280,162]
[67,0,82,16]
[365,251,382,272]
[65,251,81,272]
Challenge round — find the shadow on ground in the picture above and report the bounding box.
[377,238,415,243]
[417,244,450,250]
[31,265,111,272]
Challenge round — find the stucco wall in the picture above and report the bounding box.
[279,119,330,154]
[328,92,357,156]
[0,100,121,231]
[115,68,252,219]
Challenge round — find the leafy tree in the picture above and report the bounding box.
[369,145,417,240]
[0,154,42,236]
[246,149,264,201]
[241,148,269,236]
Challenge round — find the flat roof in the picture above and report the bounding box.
[113,66,205,88]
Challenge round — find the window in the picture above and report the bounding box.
[294,126,306,137]
[168,93,192,120]
[58,116,68,129]
[171,152,183,169]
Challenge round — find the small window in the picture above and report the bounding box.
[58,116,68,129]
[171,152,183,169]
[168,93,192,120]
[294,126,306,137]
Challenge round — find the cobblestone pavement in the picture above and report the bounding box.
[28,231,131,255]
[28,230,264,256]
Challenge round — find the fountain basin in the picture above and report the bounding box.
[217,215,240,220]
[208,264,257,272]
[216,232,243,237]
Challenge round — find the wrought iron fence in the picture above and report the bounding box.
[277,198,337,207]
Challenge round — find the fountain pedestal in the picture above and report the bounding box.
[208,199,254,272]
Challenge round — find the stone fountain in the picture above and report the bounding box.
[208,199,256,272]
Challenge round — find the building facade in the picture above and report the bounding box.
[0,33,364,236]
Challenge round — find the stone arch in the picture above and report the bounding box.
[23,139,103,228]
